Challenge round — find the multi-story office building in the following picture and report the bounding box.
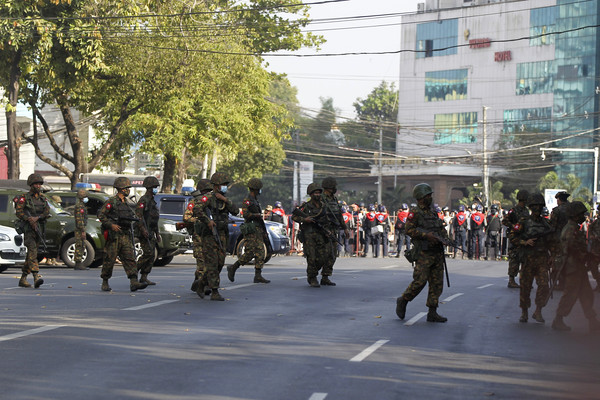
[397,0,598,204]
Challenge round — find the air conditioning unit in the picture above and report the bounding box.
[417,2,425,13]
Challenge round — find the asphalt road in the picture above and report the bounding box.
[1,254,599,400]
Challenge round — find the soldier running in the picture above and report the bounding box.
[135,176,161,286]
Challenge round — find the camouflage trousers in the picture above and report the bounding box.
[137,235,156,275]
[101,232,137,280]
[556,268,596,319]
[304,231,335,278]
[201,231,227,289]
[192,233,205,280]
[237,231,265,270]
[507,247,521,278]
[519,251,550,309]
[402,251,444,308]
[23,230,40,274]
[74,228,86,263]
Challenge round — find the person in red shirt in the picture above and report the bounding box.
[375,204,392,257]
[395,203,411,257]
[339,205,354,256]
[452,205,468,259]
[470,204,486,260]
[361,205,377,257]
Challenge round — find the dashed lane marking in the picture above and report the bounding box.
[0,325,66,342]
[309,393,328,400]
[382,265,398,269]
[441,293,464,302]
[349,339,389,362]
[477,284,494,289]
[404,312,427,326]
[224,283,257,290]
[122,300,179,311]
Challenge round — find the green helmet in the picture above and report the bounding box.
[527,193,545,207]
[248,178,263,190]
[321,177,337,189]
[567,201,588,217]
[143,176,160,188]
[307,183,322,195]
[196,179,212,192]
[113,177,131,189]
[413,183,433,200]
[210,172,230,185]
[27,173,44,186]
[77,189,88,199]
[516,189,530,201]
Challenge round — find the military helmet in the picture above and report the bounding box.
[77,189,88,199]
[321,176,337,189]
[210,172,230,185]
[402,203,408,209]
[307,183,322,195]
[143,176,160,188]
[113,177,131,189]
[490,204,499,211]
[248,178,263,190]
[555,191,570,201]
[27,173,44,186]
[196,179,212,192]
[368,204,376,211]
[527,193,546,207]
[542,206,549,217]
[567,201,588,217]
[378,204,386,212]
[458,205,465,212]
[516,190,530,201]
[413,183,433,200]
[274,201,282,208]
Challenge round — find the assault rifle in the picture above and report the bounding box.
[292,207,344,248]
[116,215,140,256]
[256,218,274,255]
[25,209,49,254]
[428,232,452,287]
[205,207,225,253]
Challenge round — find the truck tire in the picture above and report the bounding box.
[235,239,271,264]
[61,237,94,268]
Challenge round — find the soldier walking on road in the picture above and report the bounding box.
[509,193,553,324]
[502,190,530,288]
[184,179,212,295]
[15,174,49,288]
[98,177,148,292]
[552,201,600,332]
[319,177,349,285]
[74,189,89,270]
[550,191,571,290]
[396,183,449,323]
[227,178,271,284]
[135,176,161,286]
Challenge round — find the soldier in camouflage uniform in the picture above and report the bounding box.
[14,174,49,288]
[552,201,600,332]
[509,193,553,323]
[184,178,212,295]
[98,177,148,292]
[73,189,89,270]
[191,172,238,301]
[395,183,448,323]
[292,183,331,288]
[502,190,530,288]
[319,177,349,285]
[587,204,600,291]
[549,191,570,290]
[227,178,270,284]
[135,176,161,286]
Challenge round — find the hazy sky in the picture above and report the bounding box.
[266,0,422,120]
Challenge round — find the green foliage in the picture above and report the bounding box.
[537,171,592,202]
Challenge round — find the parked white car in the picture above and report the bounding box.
[0,225,26,272]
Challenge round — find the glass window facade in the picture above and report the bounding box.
[434,112,478,144]
[530,6,557,46]
[425,69,468,102]
[503,108,552,134]
[516,60,556,95]
[416,19,458,58]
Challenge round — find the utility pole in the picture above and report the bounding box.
[378,123,383,204]
[482,106,489,209]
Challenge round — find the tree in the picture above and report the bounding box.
[537,171,592,202]
[352,81,398,153]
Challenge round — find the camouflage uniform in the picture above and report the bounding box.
[183,193,206,281]
[549,201,570,286]
[320,191,346,277]
[74,197,88,265]
[135,193,160,278]
[588,215,600,289]
[502,204,530,285]
[236,196,267,273]
[15,189,50,287]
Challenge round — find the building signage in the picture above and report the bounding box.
[494,51,512,62]
[469,38,491,49]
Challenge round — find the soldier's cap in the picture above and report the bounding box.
[555,191,570,200]
[567,201,587,217]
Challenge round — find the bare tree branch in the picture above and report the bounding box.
[29,102,75,163]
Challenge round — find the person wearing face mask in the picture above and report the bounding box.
[135,176,162,285]
[73,189,89,270]
[552,201,600,332]
[509,193,553,324]
[396,183,449,323]
[98,177,148,292]
[14,173,50,288]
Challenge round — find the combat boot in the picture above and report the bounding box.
[101,279,112,292]
[426,307,447,323]
[519,308,528,323]
[32,273,44,288]
[140,274,156,286]
[396,296,408,320]
[227,261,241,282]
[507,277,520,288]
[532,307,545,323]
[18,273,31,288]
[551,316,571,331]
[254,268,270,283]
[129,278,148,292]
[74,262,87,270]
[320,276,336,286]
[191,279,205,298]
[589,318,600,332]
[307,277,320,288]
[210,289,225,301]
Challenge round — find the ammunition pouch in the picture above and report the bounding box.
[240,221,257,236]
[404,248,415,264]
[297,229,305,244]
[14,219,25,235]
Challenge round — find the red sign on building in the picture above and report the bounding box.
[494,51,512,62]
[469,38,491,49]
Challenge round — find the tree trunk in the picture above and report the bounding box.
[56,95,86,189]
[6,49,22,179]
[174,148,187,193]
[162,153,176,193]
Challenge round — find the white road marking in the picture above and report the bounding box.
[404,312,427,326]
[477,284,494,289]
[0,325,65,342]
[5,287,21,290]
[382,265,398,269]
[442,293,464,302]
[309,393,328,400]
[349,339,389,362]
[344,270,362,274]
[122,300,179,311]
[224,283,258,290]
